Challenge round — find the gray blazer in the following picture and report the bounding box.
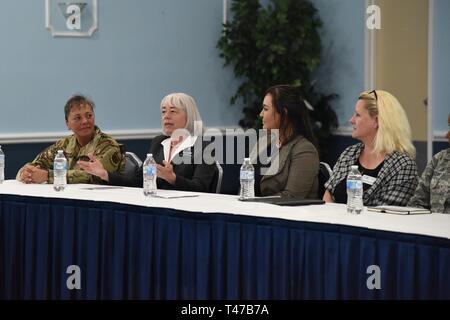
[260,135,319,198]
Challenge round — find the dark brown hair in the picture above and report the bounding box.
[64,94,95,121]
[264,85,316,146]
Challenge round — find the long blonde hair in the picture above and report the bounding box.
[359,90,416,158]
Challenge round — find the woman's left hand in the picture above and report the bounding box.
[156,161,176,185]
[78,153,109,181]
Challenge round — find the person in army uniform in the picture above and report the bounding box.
[16,94,124,185]
[408,114,450,213]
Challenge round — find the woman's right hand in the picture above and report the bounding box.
[78,153,109,181]
[19,165,48,184]
[323,190,334,203]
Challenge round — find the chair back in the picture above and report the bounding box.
[214,161,223,193]
[124,152,143,177]
[318,161,333,198]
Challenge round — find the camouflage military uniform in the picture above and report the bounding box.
[408,148,450,213]
[16,126,124,184]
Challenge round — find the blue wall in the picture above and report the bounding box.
[0,0,241,134]
[312,0,365,127]
[2,1,447,135]
[432,0,450,132]
[1,0,448,188]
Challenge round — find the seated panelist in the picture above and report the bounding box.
[17,94,124,184]
[78,93,217,193]
[408,114,450,213]
[323,90,418,206]
[253,85,319,198]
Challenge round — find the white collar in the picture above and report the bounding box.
[161,135,198,163]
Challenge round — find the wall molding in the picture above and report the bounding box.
[332,126,353,136]
[332,126,447,142]
[432,130,448,142]
[0,129,160,144]
[0,127,238,144]
[0,126,446,144]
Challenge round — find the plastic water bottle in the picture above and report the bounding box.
[143,153,157,196]
[53,150,67,191]
[0,145,4,184]
[239,158,255,199]
[346,165,363,214]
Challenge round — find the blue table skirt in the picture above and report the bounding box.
[0,194,449,299]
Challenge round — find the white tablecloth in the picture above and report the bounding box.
[1,180,449,239]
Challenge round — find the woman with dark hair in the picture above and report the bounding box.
[255,84,319,198]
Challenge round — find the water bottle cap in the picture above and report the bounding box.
[58,150,64,154]
[147,153,153,157]
[351,165,358,170]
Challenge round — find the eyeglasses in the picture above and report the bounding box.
[369,90,378,101]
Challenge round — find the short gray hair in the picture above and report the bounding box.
[160,93,203,135]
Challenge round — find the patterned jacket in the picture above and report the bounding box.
[408,148,450,213]
[16,126,124,184]
[324,143,418,206]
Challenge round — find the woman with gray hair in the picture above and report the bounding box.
[78,93,217,192]
[160,92,203,136]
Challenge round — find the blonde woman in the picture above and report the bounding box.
[323,90,418,206]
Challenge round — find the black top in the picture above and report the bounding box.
[108,135,217,193]
[333,159,384,204]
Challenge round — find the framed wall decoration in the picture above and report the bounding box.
[45,0,98,37]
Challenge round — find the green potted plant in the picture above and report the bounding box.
[217,0,338,158]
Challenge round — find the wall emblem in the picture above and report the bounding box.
[45,0,98,37]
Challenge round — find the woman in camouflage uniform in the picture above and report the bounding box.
[408,114,450,213]
[16,94,124,184]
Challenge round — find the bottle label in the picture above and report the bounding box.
[0,155,4,162]
[240,171,254,180]
[54,162,67,170]
[144,166,156,176]
[347,180,362,190]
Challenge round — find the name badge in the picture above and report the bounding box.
[362,175,376,185]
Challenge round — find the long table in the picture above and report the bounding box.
[1,180,449,299]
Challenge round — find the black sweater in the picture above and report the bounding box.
[108,135,217,193]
